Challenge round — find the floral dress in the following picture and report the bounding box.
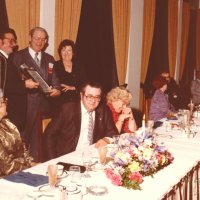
[0,118,33,178]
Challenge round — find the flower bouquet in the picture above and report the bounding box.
[105,133,174,190]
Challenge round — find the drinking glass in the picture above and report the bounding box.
[112,135,120,145]
[98,146,107,165]
[69,165,81,184]
[47,164,58,188]
[82,150,92,178]
[147,120,154,134]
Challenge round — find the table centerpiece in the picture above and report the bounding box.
[105,132,174,190]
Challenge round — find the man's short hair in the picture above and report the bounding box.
[29,27,48,40]
[80,81,103,94]
[0,28,17,40]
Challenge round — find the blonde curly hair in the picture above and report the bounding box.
[106,86,132,105]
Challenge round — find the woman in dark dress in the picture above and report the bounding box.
[54,39,86,106]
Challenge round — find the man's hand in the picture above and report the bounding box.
[25,79,39,89]
[95,138,110,148]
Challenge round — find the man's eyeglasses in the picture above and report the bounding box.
[32,37,47,42]
[84,95,101,102]
[4,37,17,44]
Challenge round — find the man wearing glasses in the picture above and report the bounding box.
[0,28,27,134]
[43,81,118,161]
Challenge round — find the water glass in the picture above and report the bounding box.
[147,120,154,133]
[69,165,81,183]
[112,134,120,144]
[82,150,92,177]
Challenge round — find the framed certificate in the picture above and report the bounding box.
[20,64,50,94]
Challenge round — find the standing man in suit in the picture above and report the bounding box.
[13,27,60,162]
[43,81,118,161]
[0,28,26,132]
[0,28,17,95]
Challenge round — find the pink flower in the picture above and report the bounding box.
[129,172,143,184]
[106,168,122,186]
[111,173,122,186]
[106,168,114,179]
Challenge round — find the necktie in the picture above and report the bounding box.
[34,52,40,66]
[88,112,94,144]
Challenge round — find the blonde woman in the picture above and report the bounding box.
[106,87,137,134]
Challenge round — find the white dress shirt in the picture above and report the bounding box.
[0,50,8,59]
[76,102,95,150]
[28,47,41,61]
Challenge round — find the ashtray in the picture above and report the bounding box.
[87,185,108,196]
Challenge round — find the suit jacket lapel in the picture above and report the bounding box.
[73,102,82,146]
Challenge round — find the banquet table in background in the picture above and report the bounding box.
[0,118,200,200]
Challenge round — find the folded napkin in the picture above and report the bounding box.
[3,171,48,187]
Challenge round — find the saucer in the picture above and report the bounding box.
[38,184,56,194]
[87,185,108,196]
[91,163,105,172]
[58,170,68,179]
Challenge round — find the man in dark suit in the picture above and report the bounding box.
[43,81,118,161]
[12,27,60,162]
[0,28,26,132]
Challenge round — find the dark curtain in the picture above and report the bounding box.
[143,0,169,98]
[179,9,197,108]
[76,0,119,94]
[0,0,9,31]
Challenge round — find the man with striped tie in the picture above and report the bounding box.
[43,81,118,161]
[12,27,60,162]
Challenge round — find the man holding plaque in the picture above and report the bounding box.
[13,27,60,162]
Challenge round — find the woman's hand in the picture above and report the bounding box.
[60,84,75,92]
[0,101,7,120]
[118,107,133,122]
[48,87,61,97]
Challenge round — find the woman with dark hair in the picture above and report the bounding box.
[0,95,33,177]
[149,75,175,121]
[54,39,86,106]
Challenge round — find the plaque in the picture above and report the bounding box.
[20,64,51,94]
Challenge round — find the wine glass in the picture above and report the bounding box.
[82,150,92,178]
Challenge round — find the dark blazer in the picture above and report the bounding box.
[43,101,118,161]
[5,55,27,132]
[12,47,60,161]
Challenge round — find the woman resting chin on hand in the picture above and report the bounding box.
[106,87,137,134]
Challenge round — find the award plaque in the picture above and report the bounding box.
[20,64,51,94]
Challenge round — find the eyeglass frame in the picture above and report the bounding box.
[84,94,101,102]
[32,37,47,42]
[3,37,17,44]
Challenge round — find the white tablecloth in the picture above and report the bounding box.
[0,120,200,200]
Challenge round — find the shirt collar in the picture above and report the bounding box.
[0,50,8,59]
[81,101,89,115]
[28,47,41,60]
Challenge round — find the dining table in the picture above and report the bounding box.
[0,116,200,200]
